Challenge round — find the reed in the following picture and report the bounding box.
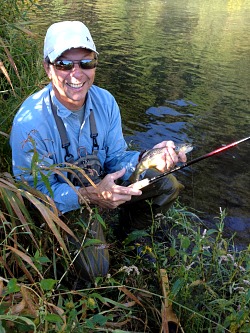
[0,169,249,332]
[0,0,46,171]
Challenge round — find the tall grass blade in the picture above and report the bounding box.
[0,131,9,138]
[0,60,16,95]
[0,315,36,332]
[0,35,21,82]
[12,23,38,37]
[1,188,39,248]
[6,246,43,279]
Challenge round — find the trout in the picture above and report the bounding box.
[130,143,193,183]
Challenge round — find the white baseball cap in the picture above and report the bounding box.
[44,21,98,62]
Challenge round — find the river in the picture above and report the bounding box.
[27,0,250,247]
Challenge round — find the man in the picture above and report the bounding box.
[10,21,186,284]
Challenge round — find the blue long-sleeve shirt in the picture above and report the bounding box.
[10,83,139,213]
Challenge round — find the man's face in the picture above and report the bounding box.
[44,48,97,110]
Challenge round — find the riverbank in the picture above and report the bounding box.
[0,182,249,332]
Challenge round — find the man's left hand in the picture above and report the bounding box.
[152,140,187,172]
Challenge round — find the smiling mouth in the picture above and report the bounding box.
[67,82,84,88]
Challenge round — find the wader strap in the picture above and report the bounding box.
[50,95,99,161]
[50,96,73,162]
[89,111,99,154]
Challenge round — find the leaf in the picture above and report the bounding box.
[119,286,143,307]
[89,293,130,310]
[0,321,6,333]
[209,298,234,308]
[12,23,38,37]
[246,289,250,304]
[171,278,185,297]
[10,299,26,315]
[0,315,36,332]
[20,285,37,317]
[93,209,106,228]
[169,247,177,257]
[123,230,150,246]
[181,236,190,249]
[105,318,132,329]
[31,150,39,187]
[40,171,54,198]
[4,190,39,248]
[88,313,108,326]
[206,229,218,236]
[0,60,15,94]
[0,131,9,138]
[45,301,66,330]
[40,279,57,291]
[0,280,3,296]
[7,278,20,294]
[88,292,107,305]
[6,246,43,279]
[20,191,75,258]
[44,313,63,323]
[83,238,103,248]
[0,36,21,82]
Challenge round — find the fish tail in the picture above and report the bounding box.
[129,170,140,183]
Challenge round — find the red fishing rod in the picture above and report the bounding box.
[146,136,250,185]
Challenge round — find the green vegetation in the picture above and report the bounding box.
[0,0,45,171]
[0,1,249,332]
[0,174,249,332]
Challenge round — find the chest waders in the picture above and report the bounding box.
[51,96,109,286]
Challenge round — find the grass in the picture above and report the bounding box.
[0,2,249,332]
[0,173,249,332]
[0,0,46,172]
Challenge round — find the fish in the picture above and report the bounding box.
[130,143,193,183]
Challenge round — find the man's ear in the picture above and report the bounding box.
[43,61,51,79]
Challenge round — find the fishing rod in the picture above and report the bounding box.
[148,136,250,184]
[131,136,250,189]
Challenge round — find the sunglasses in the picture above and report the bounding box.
[49,58,98,71]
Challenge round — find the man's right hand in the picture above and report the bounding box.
[78,168,142,209]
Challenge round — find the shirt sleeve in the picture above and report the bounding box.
[10,113,81,214]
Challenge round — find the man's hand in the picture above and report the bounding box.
[152,140,187,172]
[78,168,142,209]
